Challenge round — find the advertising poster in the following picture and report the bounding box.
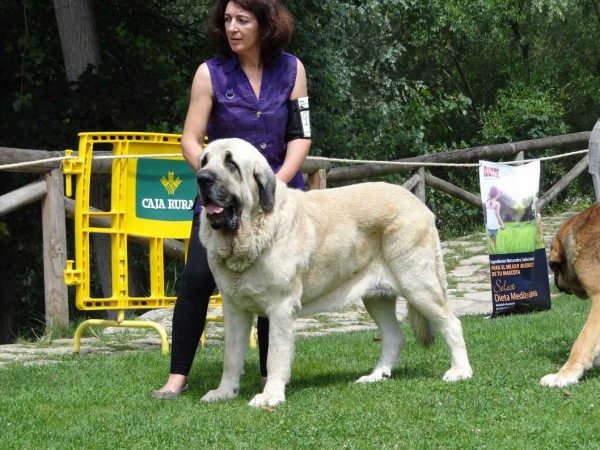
[479,160,551,316]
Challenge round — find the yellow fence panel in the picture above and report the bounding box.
[63,132,255,353]
[63,132,194,309]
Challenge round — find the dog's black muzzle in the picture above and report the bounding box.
[196,170,239,231]
[196,170,217,192]
[549,261,572,295]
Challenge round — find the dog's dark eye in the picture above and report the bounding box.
[224,151,241,178]
[201,154,209,168]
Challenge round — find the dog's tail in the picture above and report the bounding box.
[408,304,436,347]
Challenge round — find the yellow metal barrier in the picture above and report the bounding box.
[63,132,255,353]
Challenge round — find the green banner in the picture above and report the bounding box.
[135,159,196,221]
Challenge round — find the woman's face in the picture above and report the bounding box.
[224,2,260,56]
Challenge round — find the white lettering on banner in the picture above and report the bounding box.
[141,198,193,210]
[142,198,166,209]
[168,199,194,210]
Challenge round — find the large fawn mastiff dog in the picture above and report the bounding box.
[543,203,600,387]
[196,138,473,407]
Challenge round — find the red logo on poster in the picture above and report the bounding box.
[483,166,500,178]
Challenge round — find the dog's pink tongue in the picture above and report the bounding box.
[205,203,224,215]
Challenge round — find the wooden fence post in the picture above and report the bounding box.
[415,167,426,203]
[589,119,600,202]
[307,169,327,190]
[42,167,69,332]
[514,149,524,165]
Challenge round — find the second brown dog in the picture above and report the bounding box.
[543,202,600,387]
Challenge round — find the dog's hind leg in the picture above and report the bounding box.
[201,305,254,403]
[402,284,472,382]
[388,236,473,382]
[427,307,473,382]
[392,268,471,381]
[356,296,405,383]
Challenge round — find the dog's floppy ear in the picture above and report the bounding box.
[549,235,566,272]
[253,161,276,212]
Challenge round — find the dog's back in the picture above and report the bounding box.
[288,182,448,348]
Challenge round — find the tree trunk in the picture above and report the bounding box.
[0,231,19,344]
[0,158,27,342]
[53,0,129,319]
[53,0,102,82]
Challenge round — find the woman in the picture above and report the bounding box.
[152,0,311,399]
[486,186,505,250]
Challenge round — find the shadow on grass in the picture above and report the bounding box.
[187,348,441,402]
[234,365,443,403]
[534,335,574,363]
[287,365,436,391]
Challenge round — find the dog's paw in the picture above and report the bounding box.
[248,391,285,408]
[540,372,580,388]
[355,370,391,383]
[443,366,473,382]
[200,387,239,403]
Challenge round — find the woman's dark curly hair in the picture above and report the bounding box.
[208,0,294,66]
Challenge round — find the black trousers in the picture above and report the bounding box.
[170,213,269,377]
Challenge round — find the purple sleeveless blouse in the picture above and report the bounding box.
[207,52,304,189]
[193,52,304,213]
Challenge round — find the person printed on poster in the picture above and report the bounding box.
[485,186,505,250]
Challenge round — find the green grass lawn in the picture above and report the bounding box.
[2,295,600,449]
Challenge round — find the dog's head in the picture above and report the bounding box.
[196,138,277,231]
[549,227,588,299]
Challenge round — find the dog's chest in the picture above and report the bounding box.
[222,286,269,316]
[215,266,275,314]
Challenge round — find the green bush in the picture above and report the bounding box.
[482,83,569,143]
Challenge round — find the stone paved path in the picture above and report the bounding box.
[0,211,575,367]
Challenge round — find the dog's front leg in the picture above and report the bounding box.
[248,305,297,408]
[541,294,600,387]
[201,304,254,402]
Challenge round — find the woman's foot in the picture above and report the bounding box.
[151,374,189,400]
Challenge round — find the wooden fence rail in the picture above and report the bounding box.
[1,120,599,331]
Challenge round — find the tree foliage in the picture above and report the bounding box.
[3,0,598,151]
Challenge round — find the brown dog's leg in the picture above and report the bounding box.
[541,293,600,387]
